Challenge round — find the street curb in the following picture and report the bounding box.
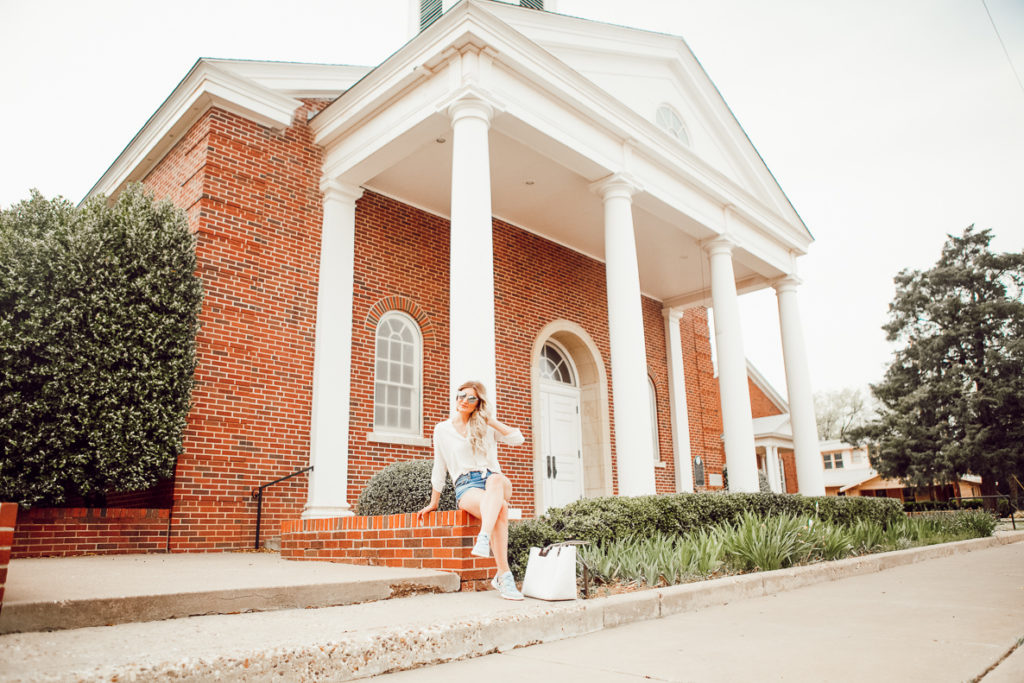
[65,531,1024,681]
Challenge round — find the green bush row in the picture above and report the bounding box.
[507,492,904,576]
[904,498,1015,516]
[577,509,997,588]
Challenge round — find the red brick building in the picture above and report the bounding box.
[69,0,824,553]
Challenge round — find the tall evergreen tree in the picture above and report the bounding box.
[850,227,1024,492]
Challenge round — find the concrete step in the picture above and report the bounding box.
[0,551,459,634]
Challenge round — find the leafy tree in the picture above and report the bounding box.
[849,227,1024,491]
[814,387,876,441]
[0,185,203,507]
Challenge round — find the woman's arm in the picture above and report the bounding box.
[417,489,441,522]
[420,423,448,521]
[487,415,516,437]
[487,415,525,447]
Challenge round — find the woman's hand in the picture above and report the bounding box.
[417,490,441,522]
[487,414,517,437]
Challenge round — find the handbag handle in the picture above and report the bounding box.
[537,540,589,557]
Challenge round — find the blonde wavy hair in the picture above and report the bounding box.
[457,380,490,456]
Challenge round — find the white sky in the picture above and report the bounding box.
[2,0,1022,398]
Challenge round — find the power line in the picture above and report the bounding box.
[982,0,1024,100]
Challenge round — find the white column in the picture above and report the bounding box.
[304,180,364,519]
[775,276,825,495]
[448,97,497,402]
[664,309,694,493]
[706,237,759,492]
[593,175,656,496]
[766,445,782,493]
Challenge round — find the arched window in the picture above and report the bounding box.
[656,104,690,146]
[648,377,662,462]
[374,311,422,435]
[540,342,576,386]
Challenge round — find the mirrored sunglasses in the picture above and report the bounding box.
[455,393,479,404]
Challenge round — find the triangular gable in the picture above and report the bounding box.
[480,1,810,239]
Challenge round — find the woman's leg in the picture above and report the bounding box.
[490,502,510,575]
[477,473,508,540]
[485,474,514,575]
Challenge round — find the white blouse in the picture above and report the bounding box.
[430,418,525,493]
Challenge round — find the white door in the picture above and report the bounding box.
[538,342,583,513]
[540,386,583,512]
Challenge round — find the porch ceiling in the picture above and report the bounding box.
[363,116,764,305]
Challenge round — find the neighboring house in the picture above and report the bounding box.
[820,440,873,496]
[818,440,984,501]
[67,0,826,552]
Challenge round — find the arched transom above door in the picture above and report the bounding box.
[540,342,576,386]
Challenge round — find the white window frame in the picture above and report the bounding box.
[540,340,577,387]
[822,452,845,470]
[655,103,690,146]
[369,311,426,444]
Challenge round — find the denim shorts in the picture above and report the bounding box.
[454,470,494,503]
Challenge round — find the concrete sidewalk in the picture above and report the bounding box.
[377,537,1024,683]
[0,552,459,634]
[0,532,1021,681]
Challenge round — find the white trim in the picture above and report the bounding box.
[312,1,812,259]
[373,310,424,438]
[366,432,432,447]
[540,339,578,386]
[86,59,303,202]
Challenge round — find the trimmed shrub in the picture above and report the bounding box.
[356,459,456,516]
[0,186,203,507]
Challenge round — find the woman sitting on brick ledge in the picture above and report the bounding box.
[418,380,525,600]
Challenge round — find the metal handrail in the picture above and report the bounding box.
[250,465,313,549]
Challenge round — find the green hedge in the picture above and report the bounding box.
[904,498,1015,515]
[507,492,903,576]
[0,186,203,507]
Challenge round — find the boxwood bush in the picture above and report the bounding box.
[507,491,904,576]
[356,459,457,516]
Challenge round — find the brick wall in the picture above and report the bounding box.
[345,199,727,515]
[280,510,495,590]
[679,309,726,489]
[749,378,784,418]
[0,503,16,615]
[781,449,799,493]
[10,508,169,559]
[143,102,330,550]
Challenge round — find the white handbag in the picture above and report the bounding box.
[521,541,587,601]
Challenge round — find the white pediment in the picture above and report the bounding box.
[480,1,807,235]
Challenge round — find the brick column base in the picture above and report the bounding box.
[281,510,496,591]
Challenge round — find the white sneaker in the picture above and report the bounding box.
[470,532,491,558]
[491,571,524,600]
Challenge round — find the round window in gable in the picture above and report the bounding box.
[656,104,690,146]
